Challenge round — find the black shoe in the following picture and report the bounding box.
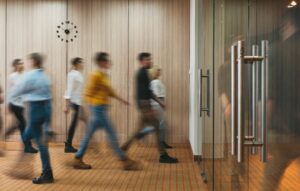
[32,169,54,184]
[136,132,147,140]
[159,153,178,164]
[24,146,38,154]
[163,142,173,149]
[64,142,78,153]
[46,131,57,141]
[120,145,128,152]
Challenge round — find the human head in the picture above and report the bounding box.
[138,52,152,69]
[27,53,44,69]
[94,52,110,69]
[71,57,84,71]
[149,66,161,80]
[12,59,23,72]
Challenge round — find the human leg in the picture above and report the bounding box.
[26,101,53,184]
[74,106,98,169]
[65,103,80,152]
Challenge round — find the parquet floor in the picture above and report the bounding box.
[213,144,300,191]
[0,142,207,191]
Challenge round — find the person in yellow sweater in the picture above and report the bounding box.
[73,52,138,170]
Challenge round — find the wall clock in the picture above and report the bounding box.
[56,21,78,43]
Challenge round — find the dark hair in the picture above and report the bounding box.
[28,53,44,68]
[12,59,22,68]
[138,52,151,61]
[94,52,109,63]
[71,57,83,66]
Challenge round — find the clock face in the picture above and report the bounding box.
[56,21,78,43]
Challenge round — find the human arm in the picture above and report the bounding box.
[150,80,165,103]
[64,73,75,114]
[102,75,129,105]
[149,81,165,109]
[150,92,165,109]
[113,94,129,105]
[9,74,33,102]
[85,73,100,103]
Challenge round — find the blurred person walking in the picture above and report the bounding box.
[10,53,54,184]
[138,66,173,149]
[121,53,178,164]
[64,57,86,153]
[6,59,38,153]
[73,52,139,171]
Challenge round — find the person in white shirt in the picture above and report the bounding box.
[138,66,173,149]
[6,59,38,153]
[64,57,85,153]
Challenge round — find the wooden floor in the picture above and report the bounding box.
[0,142,207,191]
[212,144,300,191]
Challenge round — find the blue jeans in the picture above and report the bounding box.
[23,100,52,171]
[43,100,52,134]
[76,105,125,160]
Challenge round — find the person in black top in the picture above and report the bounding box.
[121,52,178,163]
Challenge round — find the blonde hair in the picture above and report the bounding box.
[148,66,161,80]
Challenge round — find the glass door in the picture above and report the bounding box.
[248,1,300,190]
[212,0,252,190]
[211,0,300,190]
[197,0,214,189]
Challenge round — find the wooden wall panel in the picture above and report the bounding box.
[0,0,6,142]
[90,0,129,143]
[128,0,190,143]
[5,0,67,141]
[68,0,189,144]
[1,0,189,144]
[67,0,129,144]
[67,0,94,144]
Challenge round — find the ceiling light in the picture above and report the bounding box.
[291,1,297,6]
[287,1,297,8]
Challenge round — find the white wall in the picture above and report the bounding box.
[189,0,201,156]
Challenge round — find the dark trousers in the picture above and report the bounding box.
[66,103,80,145]
[122,100,166,155]
[6,104,27,144]
[23,100,52,171]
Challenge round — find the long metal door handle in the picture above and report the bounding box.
[237,40,244,163]
[199,69,203,117]
[230,40,268,164]
[261,40,268,163]
[199,70,210,117]
[231,45,237,155]
[252,45,259,155]
[206,70,210,117]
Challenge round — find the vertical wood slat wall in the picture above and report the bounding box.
[0,0,189,144]
[0,0,5,143]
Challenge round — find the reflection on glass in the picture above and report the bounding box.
[263,5,300,191]
[214,0,300,190]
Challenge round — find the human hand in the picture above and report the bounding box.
[160,102,166,110]
[123,100,130,106]
[64,106,70,114]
